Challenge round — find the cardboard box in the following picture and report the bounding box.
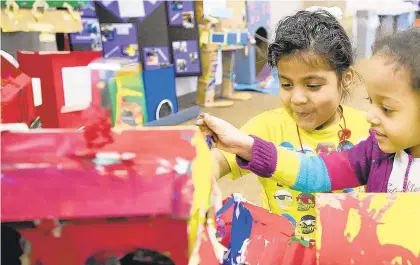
[317,193,420,265]
[1,8,83,33]
[217,194,316,265]
[1,54,38,127]
[89,58,149,128]
[1,127,223,265]
[17,51,102,128]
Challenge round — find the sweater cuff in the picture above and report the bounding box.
[236,136,277,178]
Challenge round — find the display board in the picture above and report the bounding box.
[95,0,172,70]
[93,0,201,76]
[166,1,202,77]
[69,1,102,52]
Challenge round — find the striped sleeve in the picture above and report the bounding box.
[237,135,374,193]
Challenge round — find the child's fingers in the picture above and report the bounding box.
[209,133,219,146]
[195,112,209,126]
[195,117,204,126]
[197,125,214,136]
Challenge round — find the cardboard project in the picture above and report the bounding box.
[316,193,420,265]
[69,17,102,51]
[95,1,171,70]
[195,0,247,108]
[166,1,202,77]
[1,126,224,265]
[1,1,83,33]
[233,1,273,91]
[1,53,39,127]
[89,58,149,128]
[95,1,182,123]
[17,51,102,128]
[216,194,316,265]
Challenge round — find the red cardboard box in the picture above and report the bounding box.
[1,127,222,265]
[1,54,38,126]
[17,51,101,128]
[216,194,316,265]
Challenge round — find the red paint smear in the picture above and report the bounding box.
[1,129,197,222]
[318,195,420,265]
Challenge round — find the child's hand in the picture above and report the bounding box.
[196,113,254,160]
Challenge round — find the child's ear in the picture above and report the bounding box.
[341,67,355,89]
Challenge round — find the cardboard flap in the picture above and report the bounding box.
[1,8,82,33]
[1,128,203,222]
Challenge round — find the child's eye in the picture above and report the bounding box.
[365,97,372,104]
[281,84,292,89]
[307,84,321,89]
[382,106,392,113]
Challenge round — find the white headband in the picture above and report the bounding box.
[305,6,343,20]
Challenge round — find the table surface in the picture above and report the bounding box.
[221,45,245,51]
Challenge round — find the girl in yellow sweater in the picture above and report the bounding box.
[197,9,370,243]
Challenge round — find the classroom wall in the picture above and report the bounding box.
[176,0,302,97]
[1,1,369,97]
[270,0,303,35]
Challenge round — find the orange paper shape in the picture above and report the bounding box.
[316,193,420,265]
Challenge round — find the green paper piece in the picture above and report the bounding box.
[1,1,88,9]
[107,73,148,127]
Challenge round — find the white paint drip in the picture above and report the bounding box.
[238,239,251,264]
[174,157,190,174]
[235,203,241,219]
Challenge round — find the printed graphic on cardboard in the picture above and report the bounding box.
[70,18,102,51]
[142,47,171,71]
[172,40,200,75]
[167,1,195,28]
[100,23,139,62]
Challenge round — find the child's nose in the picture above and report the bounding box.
[366,108,380,125]
[291,90,308,105]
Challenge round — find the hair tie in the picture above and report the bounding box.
[338,128,351,142]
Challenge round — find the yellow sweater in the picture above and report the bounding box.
[220,106,370,241]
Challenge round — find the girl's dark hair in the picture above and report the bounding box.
[268,10,353,77]
[372,28,420,90]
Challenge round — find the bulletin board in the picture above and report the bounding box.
[94,0,201,76]
[94,0,172,70]
[166,1,202,77]
[69,1,103,52]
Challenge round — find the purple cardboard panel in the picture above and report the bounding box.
[167,1,182,26]
[98,0,164,22]
[139,0,165,22]
[142,46,171,70]
[167,1,195,28]
[172,40,200,74]
[80,0,97,18]
[70,18,102,51]
[97,0,128,22]
[100,23,140,62]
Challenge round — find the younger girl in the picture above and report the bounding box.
[198,28,420,198]
[199,10,370,242]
